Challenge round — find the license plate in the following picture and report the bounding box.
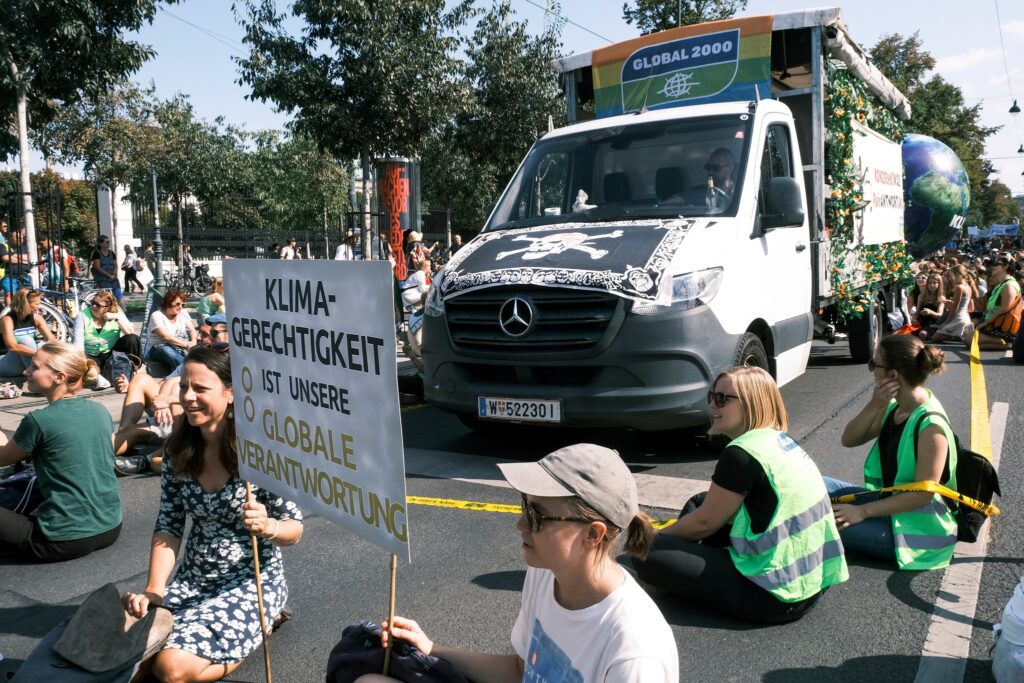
[478,396,562,423]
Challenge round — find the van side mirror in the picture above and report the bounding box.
[760,177,805,231]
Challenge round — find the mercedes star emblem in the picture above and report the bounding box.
[499,297,533,337]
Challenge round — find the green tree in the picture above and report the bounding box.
[0,0,176,275]
[622,0,746,35]
[421,1,564,231]
[237,0,472,257]
[869,34,1005,229]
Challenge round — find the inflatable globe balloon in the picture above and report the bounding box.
[902,134,970,258]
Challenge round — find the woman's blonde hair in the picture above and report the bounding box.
[715,366,788,433]
[11,288,41,319]
[213,276,224,291]
[37,341,99,386]
[90,289,120,315]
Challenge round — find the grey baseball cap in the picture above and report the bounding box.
[497,443,638,530]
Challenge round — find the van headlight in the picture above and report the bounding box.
[425,269,445,317]
[631,267,723,315]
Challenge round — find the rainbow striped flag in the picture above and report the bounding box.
[592,15,773,118]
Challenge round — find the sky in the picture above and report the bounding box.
[8,0,1024,199]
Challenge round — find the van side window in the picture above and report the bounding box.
[758,125,793,214]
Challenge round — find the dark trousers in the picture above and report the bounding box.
[633,492,822,624]
[123,267,143,293]
[0,506,121,562]
[92,333,142,370]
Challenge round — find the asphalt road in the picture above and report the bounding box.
[0,339,1020,682]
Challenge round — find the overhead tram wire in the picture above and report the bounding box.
[161,8,246,56]
[517,0,614,44]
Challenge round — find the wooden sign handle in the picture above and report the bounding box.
[245,481,273,683]
[382,553,398,676]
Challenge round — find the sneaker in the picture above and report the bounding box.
[92,374,111,390]
[113,455,150,477]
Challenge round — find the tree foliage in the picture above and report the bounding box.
[421,1,564,232]
[869,34,1016,227]
[622,0,747,35]
[236,0,471,166]
[0,0,176,161]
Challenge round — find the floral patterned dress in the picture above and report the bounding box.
[154,462,302,664]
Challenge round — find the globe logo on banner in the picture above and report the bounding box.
[621,28,740,113]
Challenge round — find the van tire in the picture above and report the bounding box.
[847,297,882,363]
[732,332,769,371]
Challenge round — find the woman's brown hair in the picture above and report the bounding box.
[565,498,657,560]
[167,346,237,478]
[89,289,121,316]
[879,335,944,387]
[162,289,188,310]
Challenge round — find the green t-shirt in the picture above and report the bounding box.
[14,398,121,541]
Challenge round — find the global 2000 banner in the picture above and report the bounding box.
[592,15,772,118]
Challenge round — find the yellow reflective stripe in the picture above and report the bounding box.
[406,496,521,514]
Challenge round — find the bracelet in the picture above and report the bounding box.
[266,518,280,541]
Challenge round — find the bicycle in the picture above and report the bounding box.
[0,276,100,343]
[165,265,213,296]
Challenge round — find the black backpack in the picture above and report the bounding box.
[914,411,1001,543]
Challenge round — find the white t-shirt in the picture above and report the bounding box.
[401,270,431,308]
[280,245,297,260]
[511,566,678,683]
[149,309,193,343]
[334,244,354,261]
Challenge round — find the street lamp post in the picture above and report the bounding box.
[151,171,164,291]
[144,113,164,291]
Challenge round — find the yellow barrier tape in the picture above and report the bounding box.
[831,479,1000,517]
[406,495,681,528]
[969,330,993,460]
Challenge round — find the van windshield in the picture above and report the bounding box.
[486,114,752,231]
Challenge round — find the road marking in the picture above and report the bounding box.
[1006,350,1013,359]
[914,401,1008,682]
[406,494,681,528]
[969,332,991,459]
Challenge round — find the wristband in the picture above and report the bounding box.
[266,518,280,541]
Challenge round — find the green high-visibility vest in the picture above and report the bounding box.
[863,392,958,571]
[727,429,849,603]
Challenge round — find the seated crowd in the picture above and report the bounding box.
[0,247,1019,683]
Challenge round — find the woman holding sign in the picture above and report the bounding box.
[123,346,303,683]
[355,444,679,683]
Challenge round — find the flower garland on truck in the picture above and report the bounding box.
[824,63,913,320]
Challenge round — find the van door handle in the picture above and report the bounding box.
[795,242,807,252]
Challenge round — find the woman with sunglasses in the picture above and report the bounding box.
[124,346,303,682]
[973,256,1022,350]
[633,366,848,623]
[913,273,945,340]
[826,335,957,570]
[0,288,54,376]
[358,444,678,683]
[145,289,197,368]
[80,289,140,369]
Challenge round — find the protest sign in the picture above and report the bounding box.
[225,260,410,560]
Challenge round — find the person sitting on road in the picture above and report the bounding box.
[931,266,975,344]
[195,276,225,325]
[0,341,121,562]
[353,444,678,683]
[826,335,958,571]
[79,288,140,370]
[123,346,303,683]
[145,289,197,369]
[0,288,55,377]
[114,316,228,475]
[634,366,848,623]
[914,273,945,340]
[971,255,1022,349]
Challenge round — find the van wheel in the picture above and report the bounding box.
[847,298,882,363]
[732,332,769,372]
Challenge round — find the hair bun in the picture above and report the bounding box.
[921,345,945,374]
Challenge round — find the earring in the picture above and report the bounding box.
[227,405,234,420]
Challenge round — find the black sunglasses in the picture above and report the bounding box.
[520,494,590,533]
[707,390,739,408]
[705,163,732,172]
[867,359,887,372]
